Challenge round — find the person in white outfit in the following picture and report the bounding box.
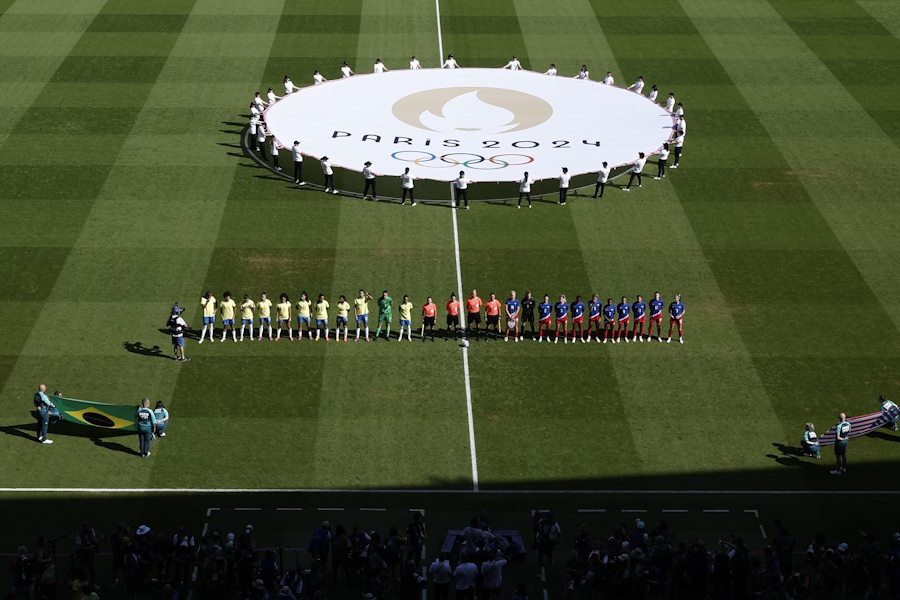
[502,55,522,70]
[340,61,354,78]
[321,156,337,193]
[544,64,557,76]
[373,58,388,73]
[517,172,534,209]
[283,75,300,95]
[442,54,460,69]
[409,55,421,70]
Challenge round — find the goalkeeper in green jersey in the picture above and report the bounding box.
[374,290,393,340]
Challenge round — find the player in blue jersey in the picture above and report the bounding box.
[554,295,570,344]
[602,298,616,343]
[587,294,603,342]
[504,290,521,342]
[631,294,647,342]
[667,293,685,344]
[570,295,586,343]
[648,291,665,342]
[615,296,631,343]
[537,294,553,342]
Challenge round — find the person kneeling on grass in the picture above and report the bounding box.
[880,395,899,431]
[801,423,820,459]
[153,401,169,438]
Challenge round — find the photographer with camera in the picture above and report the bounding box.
[167,302,191,362]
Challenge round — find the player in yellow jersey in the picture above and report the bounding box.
[397,294,414,342]
[239,294,256,341]
[296,291,312,341]
[219,291,238,342]
[257,291,273,341]
[275,293,292,341]
[314,293,330,341]
[335,294,351,342]
[354,289,372,341]
[199,290,216,344]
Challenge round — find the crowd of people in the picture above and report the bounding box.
[245,55,687,204]
[170,290,686,356]
[10,511,900,600]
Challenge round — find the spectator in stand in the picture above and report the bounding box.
[535,511,561,573]
[308,521,332,567]
[429,552,452,600]
[453,557,478,600]
[481,550,508,599]
[407,511,426,565]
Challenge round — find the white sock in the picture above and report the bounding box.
[240,324,245,339]
[249,325,254,338]
[365,326,369,339]
[231,330,237,341]
[288,327,293,339]
[343,326,348,340]
[355,328,360,340]
[200,325,208,339]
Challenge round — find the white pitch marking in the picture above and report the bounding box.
[759,524,768,540]
[235,507,261,511]
[744,509,759,518]
[4,488,900,495]
[435,0,444,62]
[621,509,646,513]
[703,509,729,513]
[318,507,344,511]
[206,507,219,517]
[276,508,303,511]
[662,509,688,513]
[360,507,386,512]
[577,509,606,513]
[201,522,209,537]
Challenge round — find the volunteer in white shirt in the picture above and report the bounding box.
[252,92,264,111]
[627,76,644,94]
[603,71,614,85]
[249,103,261,120]
[558,167,570,205]
[454,170,473,210]
[313,70,326,85]
[409,55,421,70]
[283,75,299,95]
[655,143,669,179]
[292,141,305,185]
[266,87,279,105]
[442,54,460,69]
[672,130,684,168]
[648,84,659,103]
[575,64,589,80]
[270,137,282,171]
[321,156,337,194]
[593,161,610,198]
[502,55,521,70]
[249,114,260,142]
[674,102,684,119]
[373,58,388,73]
[624,152,646,191]
[362,161,377,200]
[544,63,557,76]
[256,124,268,158]
[400,167,417,206]
[517,172,534,209]
[665,92,676,112]
[340,61,354,78]
[675,115,686,135]
[429,555,452,600]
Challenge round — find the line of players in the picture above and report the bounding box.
[196,290,686,345]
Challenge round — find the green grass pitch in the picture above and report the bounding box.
[1,0,899,505]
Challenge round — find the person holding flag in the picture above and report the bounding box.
[830,413,850,475]
[355,289,372,342]
[648,292,665,342]
[34,383,56,444]
[136,398,156,458]
[198,290,216,344]
[504,291,520,342]
[153,401,170,437]
[421,296,437,342]
[537,294,552,343]
[375,290,393,340]
[587,294,603,342]
[667,293,685,344]
[570,295,586,343]
[802,423,820,459]
[880,395,899,431]
[335,294,351,342]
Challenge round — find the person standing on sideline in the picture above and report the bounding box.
[375,290,393,340]
[153,401,169,437]
[672,129,684,168]
[257,291,273,341]
[558,167,570,205]
[504,290,521,342]
[199,290,216,344]
[623,153,646,191]
[667,293,685,344]
[397,295,414,342]
[400,167,417,206]
[446,293,461,341]
[312,69,326,85]
[603,71,615,85]
[441,54,460,69]
[354,289,372,342]
[219,291,237,342]
[453,559,478,600]
[501,55,522,70]
[270,136,282,171]
[830,413,850,475]
[465,289,484,341]
[455,170,473,209]
[283,74,300,95]
[648,84,659,103]
[594,162,610,198]
[517,172,533,208]
[292,141,305,185]
[520,291,536,340]
[136,398,156,458]
[409,55,421,70]
[34,384,55,444]
[656,144,669,179]
[421,296,437,341]
[167,303,190,361]
[362,161,377,200]
[321,156,337,194]
[575,64,589,80]
[429,553,452,600]
[481,551,508,600]
[340,61,354,78]
[627,75,644,94]
[544,64,557,76]
[334,294,351,342]
[239,294,255,341]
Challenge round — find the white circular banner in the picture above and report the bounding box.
[263,68,674,183]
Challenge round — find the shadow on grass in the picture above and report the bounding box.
[123,340,171,360]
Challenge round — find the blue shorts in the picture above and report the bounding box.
[203,316,215,325]
[278,318,289,324]
[172,336,185,347]
[241,318,252,325]
[357,314,368,324]
[260,317,271,324]
[223,319,234,325]
[336,316,348,324]
[298,316,310,325]
[401,319,411,326]
[316,319,327,326]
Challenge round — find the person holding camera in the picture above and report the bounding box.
[33,384,56,444]
[167,303,190,362]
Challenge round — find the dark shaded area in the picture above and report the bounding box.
[123,340,171,360]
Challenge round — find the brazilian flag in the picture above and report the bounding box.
[53,396,138,431]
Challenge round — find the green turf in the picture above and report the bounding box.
[0,0,899,499]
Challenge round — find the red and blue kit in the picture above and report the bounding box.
[538,301,553,324]
[554,301,569,326]
[649,298,664,323]
[588,299,602,322]
[571,300,585,323]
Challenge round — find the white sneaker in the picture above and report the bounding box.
[198,339,203,344]
[159,432,166,437]
[603,339,607,344]
[625,337,630,343]
[657,336,662,343]
[554,338,558,344]
[504,337,508,342]
[332,189,338,195]
[146,452,151,457]
[298,181,306,186]
[324,188,330,193]
[623,188,631,192]
[539,338,543,343]
[667,337,671,343]
[679,337,684,344]
[581,337,585,344]
[564,338,567,344]
[411,201,417,206]
[42,439,53,444]
[515,337,518,343]
[638,336,643,342]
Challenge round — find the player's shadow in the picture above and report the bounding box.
[768,442,818,469]
[123,340,170,360]
[868,430,900,443]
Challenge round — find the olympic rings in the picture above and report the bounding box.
[391,150,534,170]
